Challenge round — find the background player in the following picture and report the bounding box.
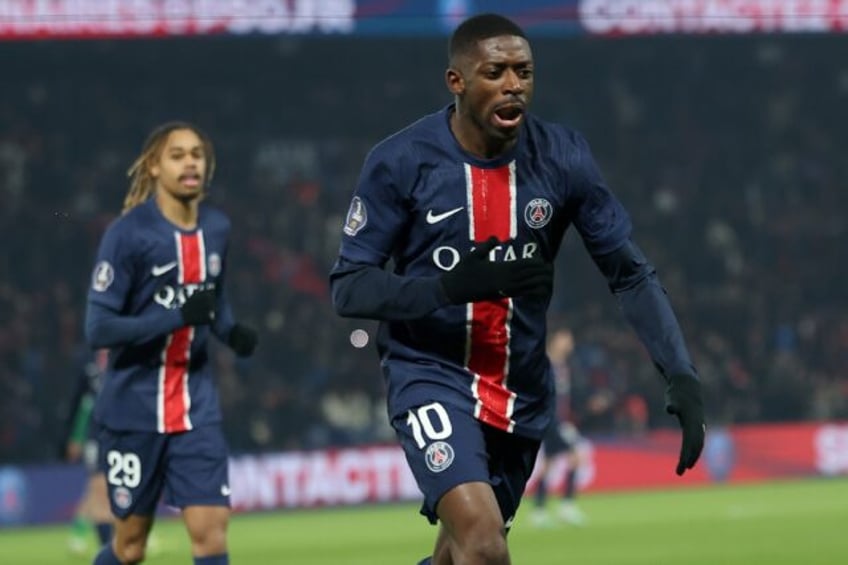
[85,122,257,565]
[531,327,587,527]
[64,348,114,555]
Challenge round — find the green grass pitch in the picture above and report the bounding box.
[1,478,845,564]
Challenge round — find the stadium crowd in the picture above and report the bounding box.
[1,35,846,463]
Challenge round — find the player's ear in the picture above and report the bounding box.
[446,67,465,96]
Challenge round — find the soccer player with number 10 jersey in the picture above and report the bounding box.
[331,14,705,565]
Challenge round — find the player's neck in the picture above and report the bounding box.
[450,106,515,159]
[155,191,199,230]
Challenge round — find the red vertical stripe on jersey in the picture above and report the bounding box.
[465,164,517,432]
[160,231,203,433]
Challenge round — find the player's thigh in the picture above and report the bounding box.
[88,473,113,521]
[393,401,496,525]
[482,425,540,529]
[164,425,230,509]
[99,427,167,519]
[437,481,505,537]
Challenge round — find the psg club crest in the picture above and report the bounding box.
[113,486,132,510]
[524,198,552,229]
[343,196,367,236]
[91,261,114,292]
[425,441,455,473]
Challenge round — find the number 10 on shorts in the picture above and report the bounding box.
[406,402,453,449]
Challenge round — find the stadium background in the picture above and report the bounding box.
[0,0,847,562]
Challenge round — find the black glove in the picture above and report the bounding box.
[180,289,217,326]
[228,323,258,357]
[665,374,705,476]
[440,237,553,304]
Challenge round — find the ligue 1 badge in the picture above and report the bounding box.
[343,196,367,236]
[91,261,114,292]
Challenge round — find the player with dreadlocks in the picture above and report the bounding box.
[85,122,257,565]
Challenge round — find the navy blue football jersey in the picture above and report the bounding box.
[333,105,631,439]
[87,198,235,433]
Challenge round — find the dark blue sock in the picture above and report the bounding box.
[564,469,577,499]
[416,558,432,565]
[194,554,229,565]
[535,477,548,507]
[95,522,113,545]
[93,543,121,565]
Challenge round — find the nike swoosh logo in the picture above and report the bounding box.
[151,261,178,276]
[426,207,464,224]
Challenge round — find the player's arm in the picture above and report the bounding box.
[211,289,235,342]
[592,240,696,380]
[567,129,704,476]
[566,130,695,380]
[330,258,449,320]
[60,365,91,461]
[85,301,184,348]
[592,240,704,476]
[209,243,236,341]
[211,249,257,357]
[330,144,450,320]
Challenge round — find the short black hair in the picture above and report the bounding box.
[448,13,527,63]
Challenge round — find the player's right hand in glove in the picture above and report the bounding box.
[441,236,553,304]
[180,288,217,326]
[665,373,705,476]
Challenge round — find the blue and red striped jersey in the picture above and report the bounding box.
[331,105,631,439]
[86,198,235,433]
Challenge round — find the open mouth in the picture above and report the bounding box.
[492,103,525,129]
[179,173,202,188]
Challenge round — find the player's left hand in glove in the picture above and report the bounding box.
[228,323,258,357]
[665,373,705,476]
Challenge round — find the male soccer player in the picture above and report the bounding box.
[531,327,587,527]
[85,122,257,565]
[64,348,113,555]
[330,14,704,565]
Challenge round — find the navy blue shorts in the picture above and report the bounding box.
[541,420,579,456]
[98,425,230,518]
[392,402,540,526]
